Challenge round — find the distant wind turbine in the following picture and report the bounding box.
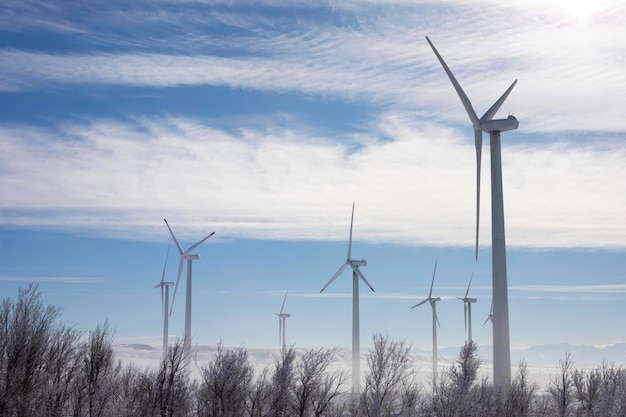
[411,260,441,376]
[320,202,375,394]
[274,291,291,351]
[154,244,175,356]
[426,36,518,387]
[457,272,477,344]
[483,300,494,326]
[164,218,215,356]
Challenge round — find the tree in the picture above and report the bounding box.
[449,341,481,394]
[197,342,253,417]
[72,321,121,417]
[0,284,66,417]
[548,352,575,417]
[269,347,296,417]
[359,333,419,417]
[292,348,348,417]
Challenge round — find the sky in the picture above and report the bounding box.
[1,0,626,358]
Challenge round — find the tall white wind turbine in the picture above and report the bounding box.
[164,218,215,356]
[274,291,291,351]
[426,36,519,387]
[155,244,175,356]
[320,202,375,393]
[457,272,477,344]
[411,261,441,376]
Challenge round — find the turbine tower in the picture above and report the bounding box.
[457,272,477,344]
[155,244,175,356]
[320,202,375,394]
[426,36,519,387]
[411,260,441,376]
[274,291,291,351]
[164,218,215,356]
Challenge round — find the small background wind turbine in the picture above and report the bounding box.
[320,202,375,394]
[457,272,477,344]
[274,291,291,351]
[411,260,441,376]
[483,300,494,326]
[155,244,175,356]
[426,36,518,387]
[164,218,215,357]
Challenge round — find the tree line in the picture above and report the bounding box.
[2,284,626,417]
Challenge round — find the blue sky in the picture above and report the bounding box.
[1,0,625,355]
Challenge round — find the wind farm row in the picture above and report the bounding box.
[154,35,520,394]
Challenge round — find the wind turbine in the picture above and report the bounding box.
[483,300,494,326]
[155,244,175,356]
[164,218,215,356]
[457,272,477,344]
[426,36,518,386]
[411,260,441,376]
[274,291,291,351]
[320,202,375,393]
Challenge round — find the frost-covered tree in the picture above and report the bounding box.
[197,342,253,417]
[547,352,575,417]
[359,334,420,417]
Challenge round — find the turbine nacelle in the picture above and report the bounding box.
[481,115,519,133]
[184,254,200,260]
[352,260,367,267]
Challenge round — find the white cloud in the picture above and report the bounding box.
[1,113,625,248]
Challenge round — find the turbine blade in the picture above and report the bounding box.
[320,262,348,292]
[425,36,480,128]
[480,80,518,122]
[280,290,288,314]
[428,260,438,298]
[474,128,482,260]
[352,264,375,292]
[164,219,184,255]
[169,256,184,316]
[465,271,474,299]
[185,231,215,255]
[483,315,491,326]
[411,298,429,309]
[434,305,441,328]
[347,202,355,260]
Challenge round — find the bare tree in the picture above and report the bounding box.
[155,340,193,417]
[359,333,419,417]
[197,342,253,417]
[0,284,65,417]
[548,352,575,417]
[292,347,348,417]
[269,347,296,417]
[71,321,121,417]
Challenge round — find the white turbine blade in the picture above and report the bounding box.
[480,80,518,122]
[465,272,474,299]
[164,219,184,255]
[185,231,215,255]
[474,128,482,260]
[280,290,288,314]
[411,298,429,309]
[347,202,355,260]
[433,304,441,328]
[483,314,493,326]
[428,260,438,298]
[426,36,479,128]
[352,264,375,293]
[320,262,348,292]
[169,256,184,316]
